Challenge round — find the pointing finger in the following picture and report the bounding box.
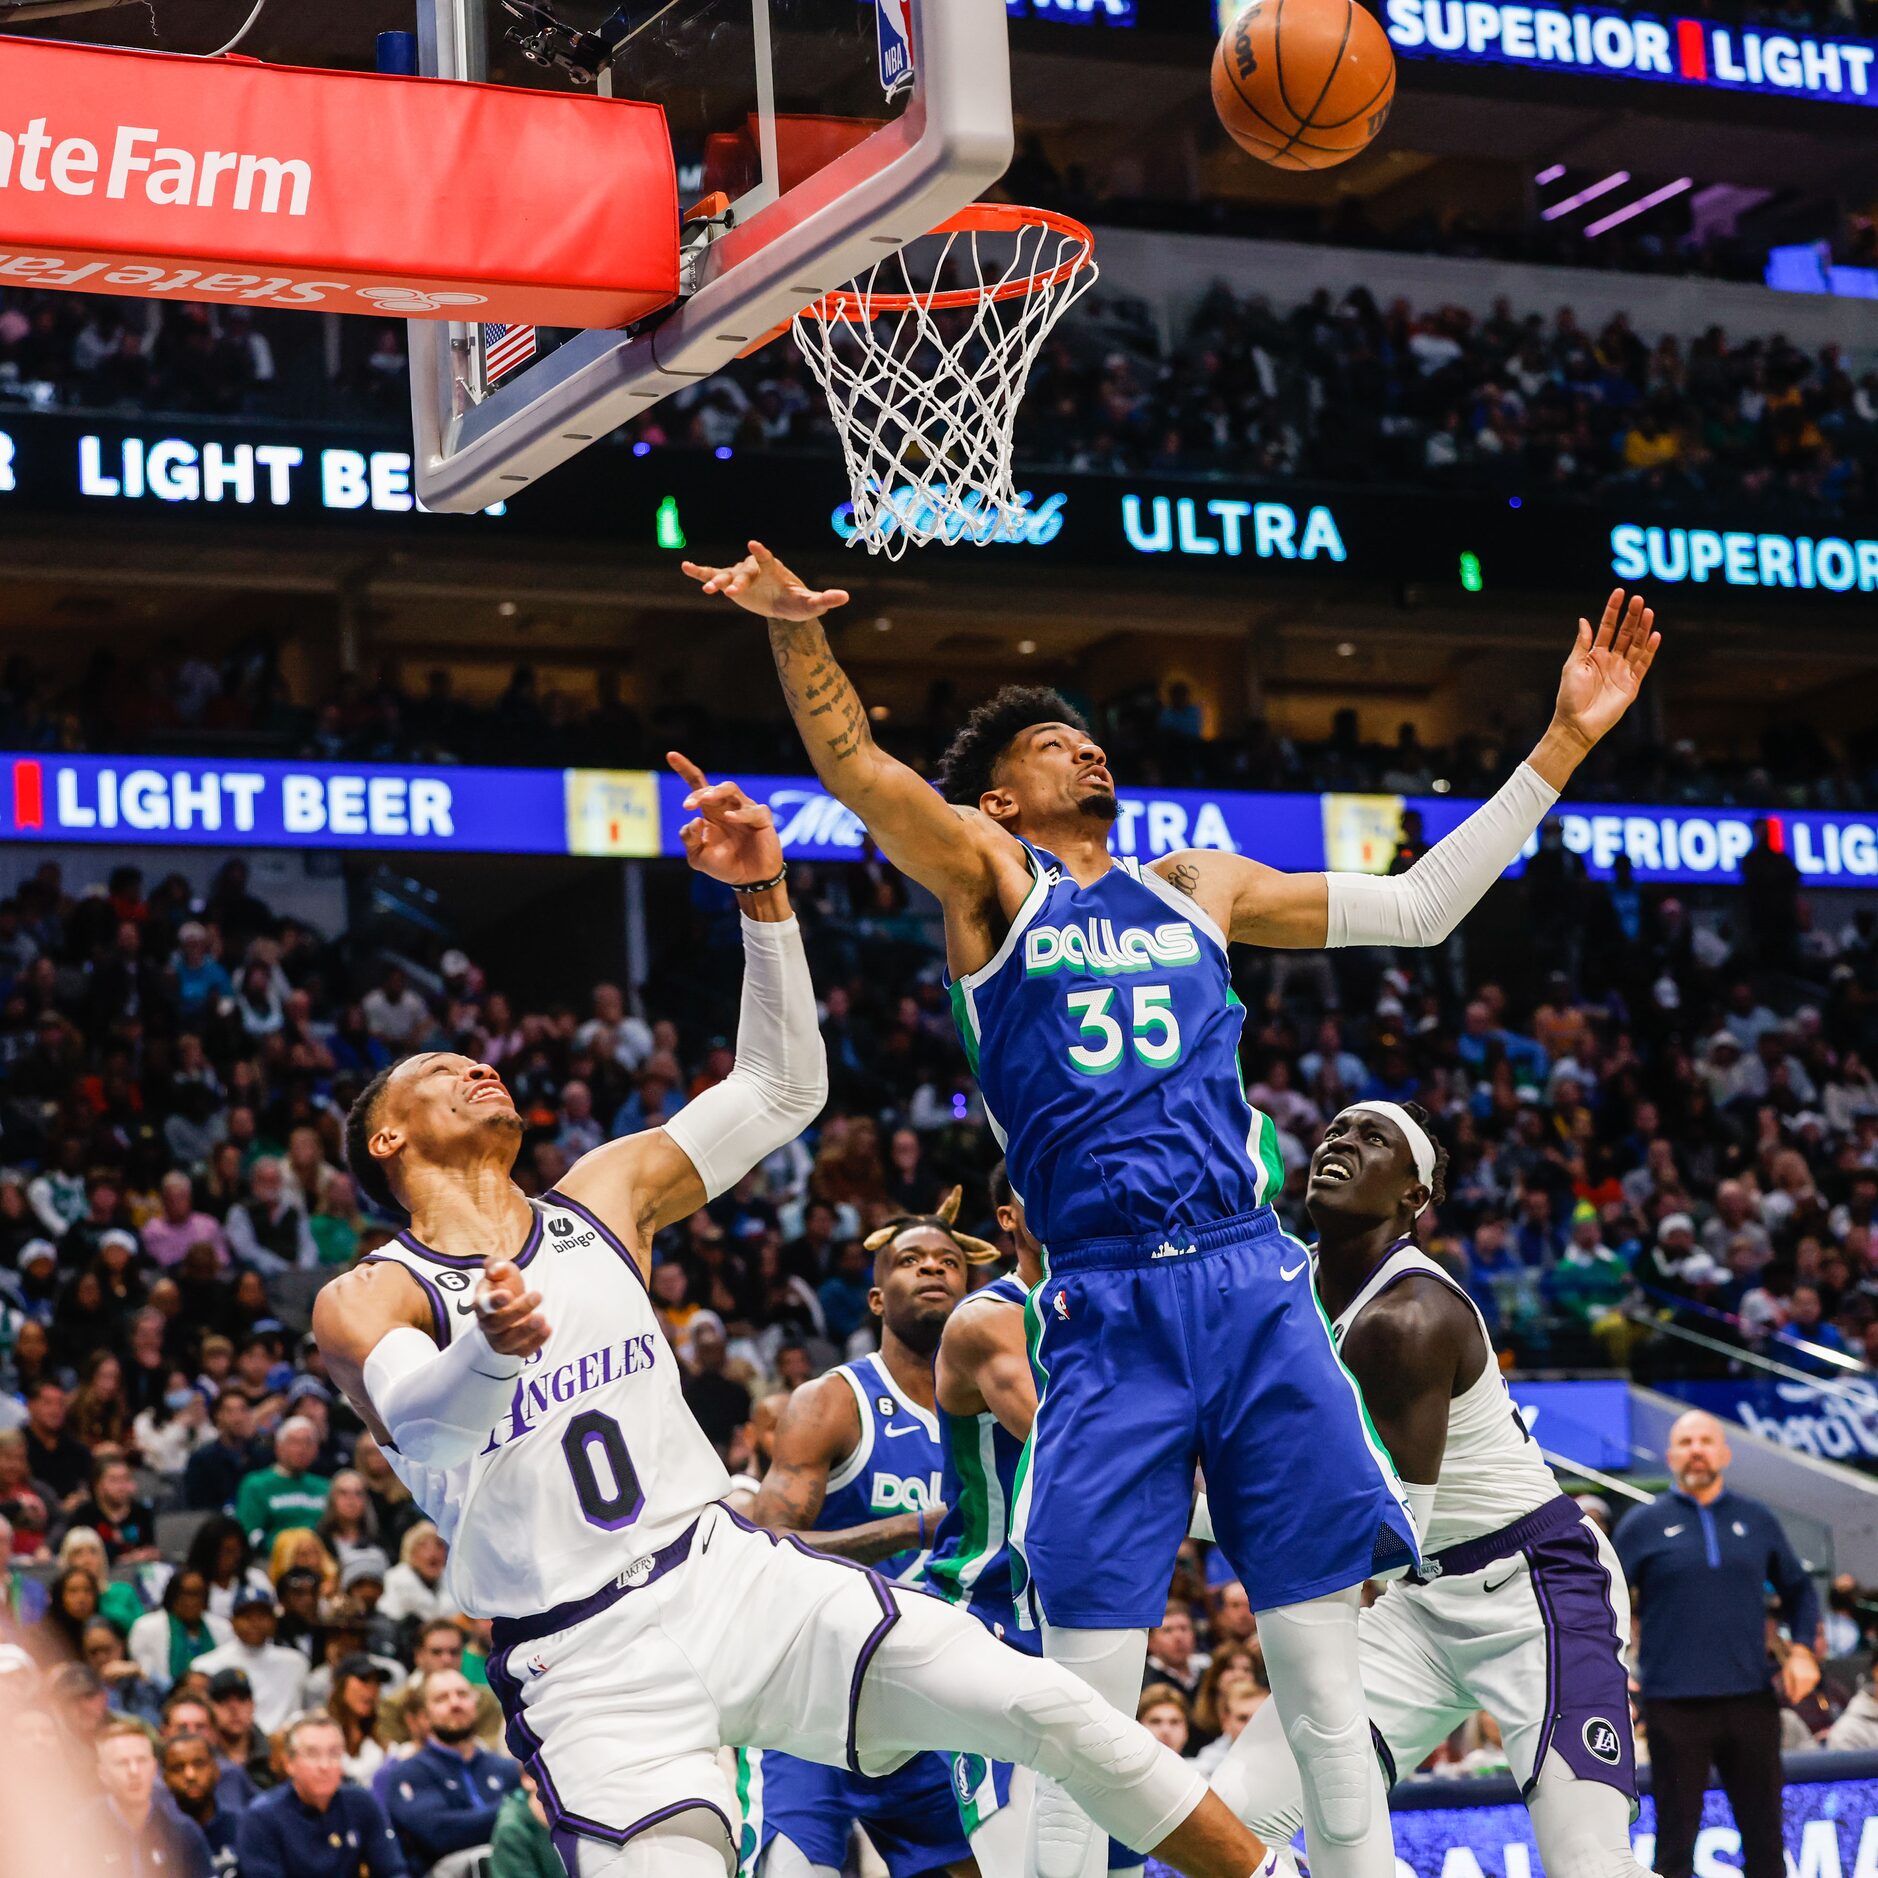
[666,751,709,791]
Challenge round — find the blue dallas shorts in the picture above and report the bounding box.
[1017,1205,1419,1629]
[737,1746,969,1878]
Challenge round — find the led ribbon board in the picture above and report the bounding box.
[1383,0,1878,104]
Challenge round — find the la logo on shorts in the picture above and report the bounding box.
[1582,1717,1622,1766]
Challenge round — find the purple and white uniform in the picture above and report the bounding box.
[366,1196,903,1853]
[1215,1241,1639,1852]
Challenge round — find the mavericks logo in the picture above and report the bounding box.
[1024,918,1201,977]
[954,1754,989,1802]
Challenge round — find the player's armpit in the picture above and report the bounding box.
[555,1131,698,1271]
[1154,849,1331,950]
[937,1303,1037,1442]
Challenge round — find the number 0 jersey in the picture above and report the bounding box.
[364,1193,730,1619]
[948,840,1282,1246]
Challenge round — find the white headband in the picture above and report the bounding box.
[1341,1102,1439,1212]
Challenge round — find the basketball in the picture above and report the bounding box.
[1212,0,1397,172]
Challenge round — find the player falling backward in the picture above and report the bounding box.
[685,543,1659,1878]
[1210,1100,1649,1878]
[312,753,1273,1878]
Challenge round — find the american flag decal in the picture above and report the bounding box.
[483,323,538,383]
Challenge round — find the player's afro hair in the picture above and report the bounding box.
[345,1064,405,1219]
[936,686,1090,807]
[1399,1099,1450,1207]
[866,1185,1002,1283]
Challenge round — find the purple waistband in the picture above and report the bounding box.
[489,1519,698,1652]
[1411,1494,1585,1584]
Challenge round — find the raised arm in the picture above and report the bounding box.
[750,1372,936,1564]
[1156,589,1661,949]
[682,542,1005,901]
[556,753,828,1251]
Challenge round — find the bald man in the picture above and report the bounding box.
[1613,1412,1820,1878]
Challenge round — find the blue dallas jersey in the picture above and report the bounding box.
[926,1275,1041,1652]
[819,1352,943,1584]
[948,841,1282,1246]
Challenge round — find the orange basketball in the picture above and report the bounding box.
[1212,0,1397,172]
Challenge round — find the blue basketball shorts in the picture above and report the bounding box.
[1015,1205,1420,1629]
[737,1745,970,1878]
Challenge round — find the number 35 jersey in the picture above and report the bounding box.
[363,1193,730,1620]
[948,842,1283,1247]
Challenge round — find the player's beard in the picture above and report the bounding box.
[895,1308,948,1357]
[1077,787,1120,823]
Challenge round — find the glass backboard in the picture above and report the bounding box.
[408,0,1013,512]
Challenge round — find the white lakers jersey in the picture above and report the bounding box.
[364,1192,731,1619]
[1329,1243,1558,1550]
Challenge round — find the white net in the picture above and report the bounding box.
[791,209,1097,560]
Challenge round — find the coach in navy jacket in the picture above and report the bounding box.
[382,1671,519,1871]
[1614,1410,1820,1878]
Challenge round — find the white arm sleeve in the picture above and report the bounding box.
[664,913,828,1202]
[363,1323,522,1470]
[1323,762,1559,948]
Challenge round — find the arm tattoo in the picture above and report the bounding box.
[1167,862,1201,901]
[768,618,872,772]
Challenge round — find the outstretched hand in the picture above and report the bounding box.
[1552,588,1661,751]
[669,751,785,886]
[681,540,850,623]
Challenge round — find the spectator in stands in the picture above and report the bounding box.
[1145,1601,1204,1706]
[162,1728,245,1875]
[226,1159,319,1272]
[58,1527,146,1635]
[314,1470,382,1575]
[1137,1684,1191,1755]
[680,1314,751,1457]
[136,1374,216,1479]
[184,1515,271,1621]
[238,1712,408,1878]
[84,1618,166,1726]
[362,967,430,1049]
[23,1377,93,1510]
[194,1587,309,1732]
[1615,1411,1818,1878]
[379,1523,448,1633]
[489,1773,560,1878]
[127,1568,232,1690]
[71,1454,162,1564]
[381,1621,501,1751]
[236,1418,330,1550]
[143,1172,231,1271]
[327,1653,395,1785]
[93,1717,215,1878]
[204,1666,278,1791]
[382,1670,518,1874]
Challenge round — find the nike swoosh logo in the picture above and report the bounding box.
[454,1302,478,1317]
[1484,1568,1519,1593]
[1663,1524,1684,1537]
[883,1423,920,1438]
[1280,1261,1307,1282]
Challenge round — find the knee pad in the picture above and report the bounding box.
[1030,1777,1106,1878]
[1004,1674,1157,1788]
[1282,1712,1372,1848]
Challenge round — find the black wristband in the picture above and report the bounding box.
[731,863,788,895]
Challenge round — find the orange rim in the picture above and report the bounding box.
[798,203,1095,323]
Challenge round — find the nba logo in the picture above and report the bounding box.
[875,0,915,98]
[1053,1290,1069,1322]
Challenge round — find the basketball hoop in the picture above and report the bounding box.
[791,204,1096,559]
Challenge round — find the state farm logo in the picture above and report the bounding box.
[0,118,313,217]
[357,288,489,314]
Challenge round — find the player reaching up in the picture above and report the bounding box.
[312,753,1275,1878]
[1211,1101,1650,1878]
[685,543,1658,1878]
